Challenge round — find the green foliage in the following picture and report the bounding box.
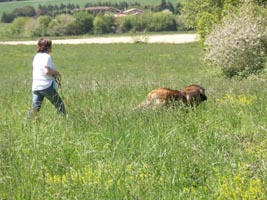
[1,6,36,23]
[153,0,175,13]
[182,0,266,33]
[38,3,79,17]
[119,11,177,33]
[93,14,116,34]
[73,11,93,34]
[216,164,266,199]
[197,12,218,46]
[10,17,30,36]
[47,14,75,36]
[38,15,52,36]
[1,12,16,23]
[148,10,177,32]
[181,0,210,29]
[119,15,133,32]
[130,13,148,32]
[13,6,36,17]
[24,18,40,37]
[84,1,141,10]
[0,0,184,36]
[5,10,178,37]
[0,0,179,20]
[204,1,267,78]
[0,22,10,37]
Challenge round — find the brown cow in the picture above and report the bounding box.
[138,87,186,109]
[182,84,207,106]
[138,84,207,109]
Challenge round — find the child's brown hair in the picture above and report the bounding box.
[37,38,52,53]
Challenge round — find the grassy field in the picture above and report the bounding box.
[1,42,267,199]
[0,0,179,17]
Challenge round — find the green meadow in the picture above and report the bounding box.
[1,42,267,199]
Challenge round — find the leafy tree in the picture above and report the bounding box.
[38,5,48,15]
[181,0,224,29]
[47,14,75,36]
[166,2,175,13]
[10,17,30,36]
[148,10,176,32]
[156,0,167,11]
[119,11,177,33]
[204,1,267,78]
[2,6,36,23]
[119,13,148,33]
[119,15,133,32]
[38,3,78,17]
[93,14,116,34]
[197,12,218,45]
[38,15,52,36]
[182,0,257,44]
[182,0,267,30]
[13,6,36,17]
[134,13,150,32]
[254,0,267,5]
[84,1,140,10]
[59,3,66,11]
[1,12,16,23]
[73,11,93,34]
[24,18,41,37]
[153,0,175,13]
[175,2,182,15]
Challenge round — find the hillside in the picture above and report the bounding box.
[0,0,180,17]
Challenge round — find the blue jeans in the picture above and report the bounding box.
[28,83,66,116]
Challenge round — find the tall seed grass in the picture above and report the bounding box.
[1,43,267,199]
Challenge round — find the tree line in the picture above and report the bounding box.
[8,10,179,37]
[1,1,181,23]
[1,0,184,37]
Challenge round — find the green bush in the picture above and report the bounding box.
[47,14,75,36]
[119,11,177,33]
[10,17,30,36]
[204,2,267,78]
[73,11,93,34]
[24,18,41,37]
[182,0,243,30]
[1,12,16,23]
[13,6,36,17]
[148,10,177,32]
[38,15,52,36]
[93,14,116,34]
[119,15,133,33]
[197,12,218,46]
[132,14,148,32]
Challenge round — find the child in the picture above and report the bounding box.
[28,38,66,117]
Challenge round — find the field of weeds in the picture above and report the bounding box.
[1,42,267,199]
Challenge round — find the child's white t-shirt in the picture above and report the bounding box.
[32,53,55,91]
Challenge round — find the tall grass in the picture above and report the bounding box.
[1,42,267,199]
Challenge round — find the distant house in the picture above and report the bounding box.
[73,7,144,17]
[84,6,121,15]
[114,8,144,18]
[122,8,144,15]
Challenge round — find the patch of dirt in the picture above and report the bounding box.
[0,34,198,45]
